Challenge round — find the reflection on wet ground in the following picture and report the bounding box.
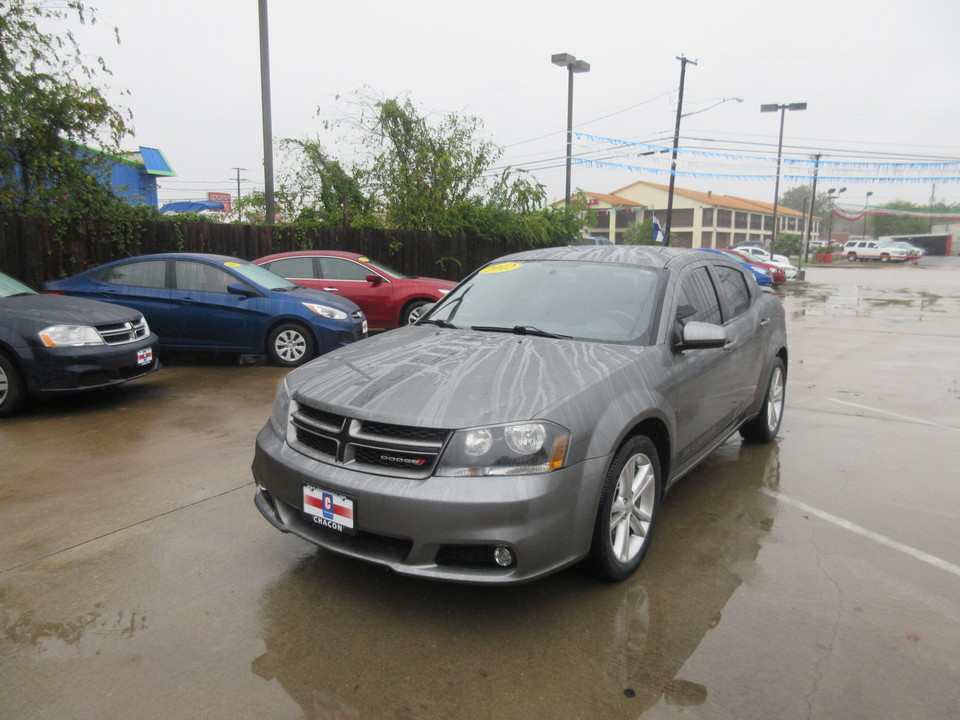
[782,269,960,321]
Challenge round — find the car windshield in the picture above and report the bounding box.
[229,261,300,291]
[0,272,37,298]
[361,257,409,279]
[423,260,663,344]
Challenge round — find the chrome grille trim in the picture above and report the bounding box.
[289,402,450,478]
[96,317,149,345]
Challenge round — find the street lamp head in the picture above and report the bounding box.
[760,102,807,113]
[552,54,590,72]
[866,191,874,198]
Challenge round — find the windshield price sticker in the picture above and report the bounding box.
[224,261,242,267]
[303,485,356,534]
[480,262,522,275]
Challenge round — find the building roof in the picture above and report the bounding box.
[611,180,807,217]
[577,191,645,208]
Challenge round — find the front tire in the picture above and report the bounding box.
[0,353,26,417]
[401,299,430,326]
[588,435,662,582]
[739,357,786,443]
[267,323,315,367]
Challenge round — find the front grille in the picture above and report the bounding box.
[96,317,149,345]
[290,403,450,478]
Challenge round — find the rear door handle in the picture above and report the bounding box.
[323,287,339,292]
[760,317,770,327]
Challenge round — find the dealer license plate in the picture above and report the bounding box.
[303,485,356,535]
[137,348,153,366]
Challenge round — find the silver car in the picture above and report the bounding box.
[253,246,788,584]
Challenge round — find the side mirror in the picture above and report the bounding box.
[227,283,257,298]
[366,274,384,284]
[677,321,728,350]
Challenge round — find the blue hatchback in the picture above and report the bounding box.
[44,253,368,366]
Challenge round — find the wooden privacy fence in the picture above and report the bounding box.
[0,216,526,290]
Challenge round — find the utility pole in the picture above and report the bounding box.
[258,0,275,223]
[664,55,697,246]
[231,167,247,200]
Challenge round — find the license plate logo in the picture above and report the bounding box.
[137,348,153,366]
[303,485,355,533]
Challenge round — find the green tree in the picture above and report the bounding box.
[622,218,655,245]
[871,200,935,237]
[277,138,378,228]
[329,93,500,233]
[0,0,131,216]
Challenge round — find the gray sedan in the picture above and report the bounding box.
[252,246,788,584]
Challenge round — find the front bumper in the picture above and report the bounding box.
[252,422,608,584]
[21,337,159,395]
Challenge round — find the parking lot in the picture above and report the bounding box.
[2,263,958,720]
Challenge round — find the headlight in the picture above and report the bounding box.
[302,302,348,320]
[436,421,569,477]
[38,325,104,347]
[269,379,292,436]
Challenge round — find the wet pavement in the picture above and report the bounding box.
[2,264,959,719]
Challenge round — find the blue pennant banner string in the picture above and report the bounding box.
[572,158,960,184]
[574,133,960,174]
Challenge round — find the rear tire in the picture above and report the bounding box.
[739,357,786,443]
[267,323,315,367]
[0,353,26,417]
[588,435,662,582]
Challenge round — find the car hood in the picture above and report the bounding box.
[285,325,647,428]
[2,293,144,326]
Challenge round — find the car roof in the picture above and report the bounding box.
[256,250,364,262]
[491,244,711,271]
[100,253,247,265]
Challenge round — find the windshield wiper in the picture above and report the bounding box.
[471,325,570,339]
[420,318,459,329]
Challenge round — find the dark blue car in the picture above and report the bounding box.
[1,271,158,416]
[44,254,367,367]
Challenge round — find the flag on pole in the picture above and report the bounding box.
[651,215,665,244]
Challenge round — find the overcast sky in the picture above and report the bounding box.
[66,0,960,211]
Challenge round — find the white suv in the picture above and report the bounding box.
[843,240,911,263]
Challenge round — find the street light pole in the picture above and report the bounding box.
[551,53,590,205]
[862,191,874,239]
[826,187,847,245]
[803,153,821,267]
[760,102,807,251]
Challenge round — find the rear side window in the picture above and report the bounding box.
[714,266,751,318]
[265,257,315,278]
[677,267,722,325]
[99,260,166,289]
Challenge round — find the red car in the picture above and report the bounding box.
[253,251,457,329]
[721,249,787,285]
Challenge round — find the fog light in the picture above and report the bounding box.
[494,546,514,567]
